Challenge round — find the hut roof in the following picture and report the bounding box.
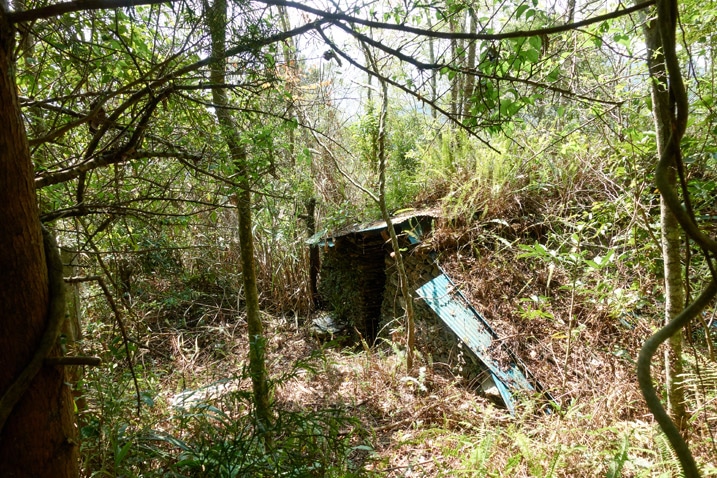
[307,208,440,246]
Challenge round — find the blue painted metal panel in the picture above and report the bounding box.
[416,273,534,414]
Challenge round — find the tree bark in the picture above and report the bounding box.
[449,13,463,118]
[205,0,272,435]
[426,12,437,119]
[662,189,687,429]
[566,0,576,23]
[0,6,78,476]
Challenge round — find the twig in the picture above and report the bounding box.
[66,271,142,415]
[373,403,440,433]
[45,356,102,366]
[95,276,143,417]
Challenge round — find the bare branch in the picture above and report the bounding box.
[36,84,179,189]
[9,0,178,23]
[317,28,500,152]
[332,21,624,107]
[260,0,656,41]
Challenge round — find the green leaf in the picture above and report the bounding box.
[500,99,511,116]
[528,35,542,50]
[525,48,540,63]
[140,391,155,407]
[264,53,275,68]
[506,101,521,116]
[115,440,133,465]
[613,33,631,48]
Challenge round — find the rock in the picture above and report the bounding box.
[310,311,347,337]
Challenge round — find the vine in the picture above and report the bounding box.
[636,0,717,475]
[0,226,66,433]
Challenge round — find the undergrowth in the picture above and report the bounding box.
[78,343,374,477]
[73,124,717,476]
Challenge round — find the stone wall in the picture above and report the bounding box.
[380,245,493,388]
[380,244,439,326]
[317,232,386,341]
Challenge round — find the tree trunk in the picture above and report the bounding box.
[375,77,416,371]
[566,0,576,23]
[305,198,320,310]
[662,194,687,429]
[461,8,478,120]
[449,15,462,118]
[0,7,78,477]
[640,3,687,432]
[205,0,272,434]
[426,13,437,119]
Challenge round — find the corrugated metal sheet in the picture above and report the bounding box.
[306,210,437,246]
[416,273,535,414]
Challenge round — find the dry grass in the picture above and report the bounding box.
[80,183,717,475]
[106,299,709,476]
[436,247,648,421]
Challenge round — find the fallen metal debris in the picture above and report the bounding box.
[417,272,546,414]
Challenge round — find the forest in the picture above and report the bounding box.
[1,0,716,476]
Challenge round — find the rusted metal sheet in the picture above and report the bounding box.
[416,273,535,414]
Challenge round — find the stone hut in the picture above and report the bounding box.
[313,211,438,342]
[312,211,549,413]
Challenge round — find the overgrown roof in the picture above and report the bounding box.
[306,208,440,246]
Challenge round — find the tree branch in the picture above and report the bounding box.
[41,203,220,222]
[332,21,624,107]
[317,27,500,152]
[94,275,142,416]
[36,86,174,189]
[260,0,656,41]
[9,0,177,23]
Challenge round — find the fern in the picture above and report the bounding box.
[654,430,685,478]
[680,353,717,424]
[605,433,629,478]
